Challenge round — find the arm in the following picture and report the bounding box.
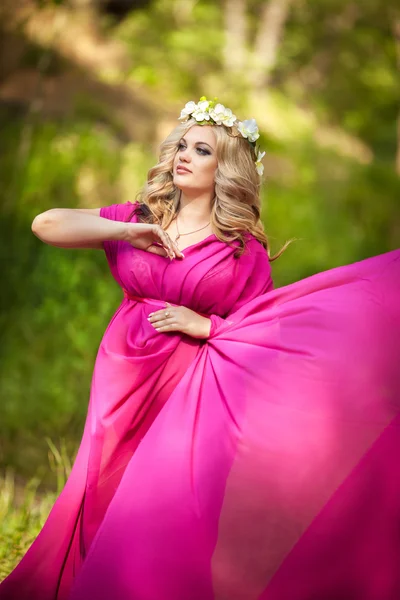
[31,208,127,250]
[31,207,182,258]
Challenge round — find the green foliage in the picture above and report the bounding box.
[265,136,400,284]
[0,115,132,482]
[0,469,54,580]
[282,0,398,156]
[0,439,71,578]
[115,0,223,97]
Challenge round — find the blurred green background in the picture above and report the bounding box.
[0,0,399,575]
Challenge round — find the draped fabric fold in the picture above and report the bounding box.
[1,201,399,600]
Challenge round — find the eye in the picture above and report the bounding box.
[177,142,210,156]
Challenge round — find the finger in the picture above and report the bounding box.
[148,309,175,323]
[160,232,184,260]
[147,310,163,319]
[171,241,185,259]
[165,236,184,260]
[148,303,174,319]
[148,314,172,324]
[153,226,174,259]
[159,230,175,259]
[153,323,178,333]
[146,244,168,257]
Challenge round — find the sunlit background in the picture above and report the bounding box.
[0,0,399,576]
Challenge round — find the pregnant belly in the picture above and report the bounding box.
[81,299,202,550]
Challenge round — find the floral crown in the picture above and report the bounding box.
[178,96,265,176]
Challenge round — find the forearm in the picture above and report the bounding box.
[206,314,234,338]
[196,316,212,339]
[31,209,129,248]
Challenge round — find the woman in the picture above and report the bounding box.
[1,98,399,600]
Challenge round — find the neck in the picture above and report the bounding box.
[177,191,213,226]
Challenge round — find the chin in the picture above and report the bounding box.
[175,185,191,194]
[174,179,193,191]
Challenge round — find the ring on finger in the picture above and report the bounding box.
[164,311,170,317]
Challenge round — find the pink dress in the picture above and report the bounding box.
[1,200,399,600]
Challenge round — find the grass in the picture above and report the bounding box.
[0,438,73,581]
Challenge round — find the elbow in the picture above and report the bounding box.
[31,210,58,239]
[31,214,42,236]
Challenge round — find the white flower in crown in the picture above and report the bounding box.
[178,101,197,121]
[237,119,260,143]
[191,99,212,122]
[255,149,265,176]
[209,103,237,127]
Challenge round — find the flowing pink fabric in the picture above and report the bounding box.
[1,200,399,600]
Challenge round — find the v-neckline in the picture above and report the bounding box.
[177,233,217,254]
[147,233,219,259]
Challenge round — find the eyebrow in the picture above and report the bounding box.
[180,137,214,151]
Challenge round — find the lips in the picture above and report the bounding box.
[176,165,191,174]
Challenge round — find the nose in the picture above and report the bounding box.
[178,147,191,163]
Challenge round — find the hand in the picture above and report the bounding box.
[124,223,184,260]
[148,303,211,339]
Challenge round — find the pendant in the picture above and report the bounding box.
[175,234,180,243]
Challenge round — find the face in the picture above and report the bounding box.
[172,125,218,195]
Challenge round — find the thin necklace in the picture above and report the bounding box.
[174,214,211,244]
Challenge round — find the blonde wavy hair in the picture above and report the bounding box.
[126,118,293,259]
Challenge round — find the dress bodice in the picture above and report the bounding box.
[100,201,274,318]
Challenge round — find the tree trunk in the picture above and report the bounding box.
[223,0,247,74]
[251,0,294,90]
[393,16,400,175]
